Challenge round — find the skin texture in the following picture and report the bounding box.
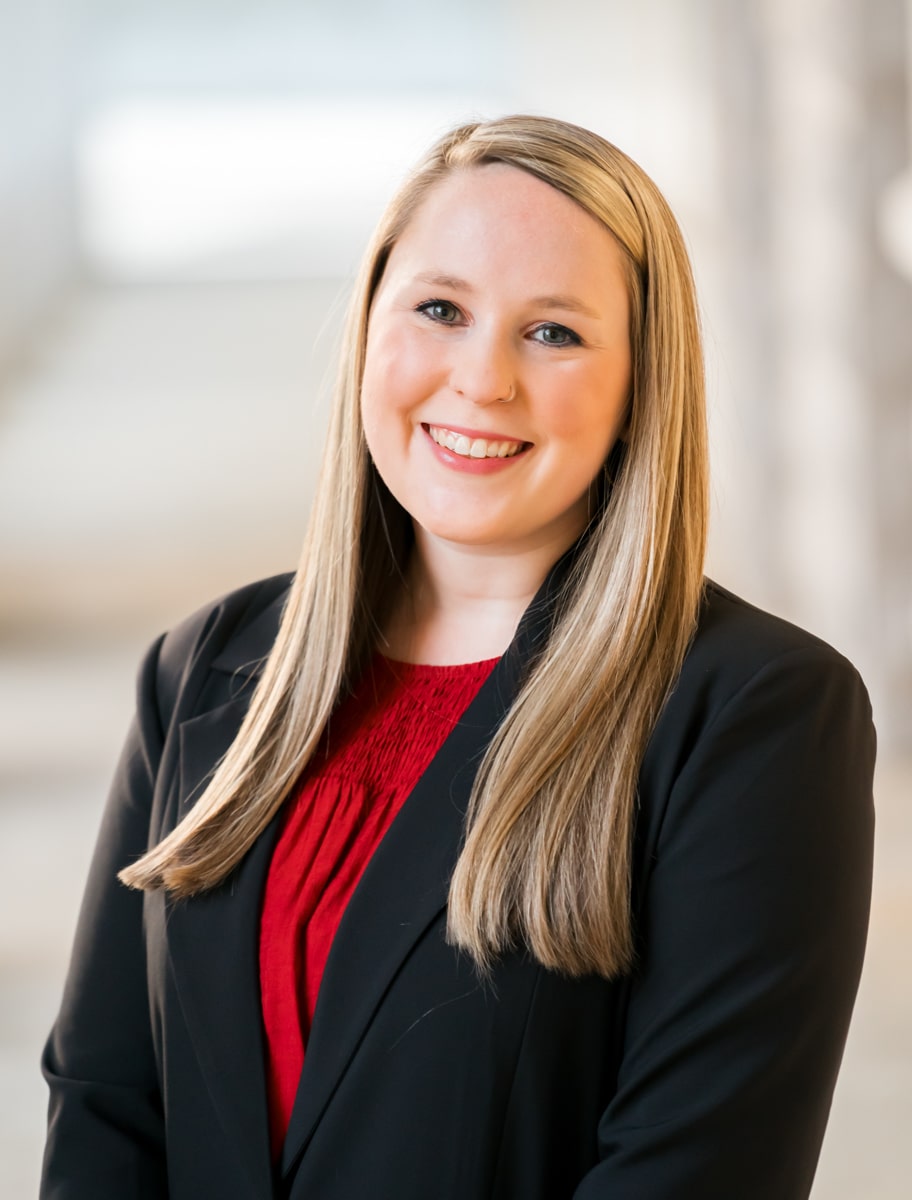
[359,164,632,663]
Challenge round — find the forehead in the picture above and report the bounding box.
[382,163,626,293]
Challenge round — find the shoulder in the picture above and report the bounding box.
[638,580,875,824]
[678,578,870,716]
[696,577,859,667]
[631,579,876,920]
[150,571,293,723]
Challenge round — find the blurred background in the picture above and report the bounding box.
[1,0,909,1195]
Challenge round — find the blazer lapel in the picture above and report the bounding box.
[279,560,565,1180]
[164,654,279,1197]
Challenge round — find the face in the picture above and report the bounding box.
[360,163,632,564]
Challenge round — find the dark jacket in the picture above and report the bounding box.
[41,571,875,1199]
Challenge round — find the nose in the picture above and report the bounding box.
[448,327,516,404]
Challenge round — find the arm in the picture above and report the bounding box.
[575,646,875,1199]
[41,636,169,1199]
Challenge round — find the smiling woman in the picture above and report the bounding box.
[360,163,632,662]
[41,116,874,1200]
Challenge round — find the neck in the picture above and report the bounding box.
[380,525,575,666]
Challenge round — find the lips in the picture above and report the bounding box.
[426,424,528,460]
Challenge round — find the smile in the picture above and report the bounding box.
[426,424,528,460]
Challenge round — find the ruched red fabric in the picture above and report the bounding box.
[259,653,498,1158]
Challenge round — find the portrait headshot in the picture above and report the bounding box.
[0,4,909,1198]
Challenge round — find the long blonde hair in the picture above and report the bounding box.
[121,115,708,980]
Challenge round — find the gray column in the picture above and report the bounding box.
[865,0,912,752]
[713,0,912,752]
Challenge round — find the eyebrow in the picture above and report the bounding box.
[411,272,602,320]
[532,294,602,320]
[413,271,475,292]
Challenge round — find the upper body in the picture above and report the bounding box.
[41,569,875,1199]
[41,115,877,1198]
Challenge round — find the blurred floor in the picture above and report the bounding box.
[1,286,908,1198]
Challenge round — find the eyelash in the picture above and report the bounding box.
[531,323,581,347]
[416,299,461,324]
[415,300,582,347]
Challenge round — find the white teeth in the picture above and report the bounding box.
[428,425,524,460]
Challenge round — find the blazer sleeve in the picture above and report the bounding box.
[40,635,170,1199]
[574,644,876,1200]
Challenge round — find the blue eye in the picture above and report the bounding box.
[532,323,581,347]
[417,299,461,324]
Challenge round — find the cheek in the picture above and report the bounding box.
[361,326,438,423]
[539,395,624,450]
[360,340,402,457]
[543,364,631,446]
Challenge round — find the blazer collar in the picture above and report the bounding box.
[209,581,291,680]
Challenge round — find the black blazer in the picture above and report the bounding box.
[41,571,875,1199]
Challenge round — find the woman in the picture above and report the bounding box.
[41,116,875,1199]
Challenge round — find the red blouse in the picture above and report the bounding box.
[258,652,498,1159]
